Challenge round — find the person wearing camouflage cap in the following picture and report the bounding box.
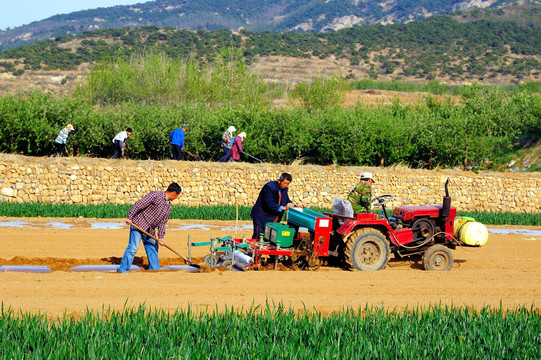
[347,172,375,214]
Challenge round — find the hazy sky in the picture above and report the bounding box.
[0,1,145,30]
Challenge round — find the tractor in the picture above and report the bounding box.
[262,178,458,271]
[325,178,457,271]
[203,178,482,271]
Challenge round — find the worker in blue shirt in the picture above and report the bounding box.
[170,125,187,161]
[250,173,296,240]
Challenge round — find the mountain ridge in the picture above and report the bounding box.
[2,0,539,50]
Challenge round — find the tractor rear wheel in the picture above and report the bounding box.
[422,244,453,271]
[345,228,390,271]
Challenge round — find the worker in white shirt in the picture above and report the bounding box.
[112,128,132,159]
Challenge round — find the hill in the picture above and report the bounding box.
[0,0,539,50]
[0,13,539,90]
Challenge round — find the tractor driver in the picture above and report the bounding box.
[348,171,375,214]
[250,172,296,240]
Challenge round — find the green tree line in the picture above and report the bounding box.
[0,50,539,169]
[0,87,539,168]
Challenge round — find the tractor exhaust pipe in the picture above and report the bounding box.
[441,178,451,219]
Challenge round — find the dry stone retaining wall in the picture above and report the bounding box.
[0,155,539,213]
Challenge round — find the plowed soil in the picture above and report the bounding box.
[1,217,540,318]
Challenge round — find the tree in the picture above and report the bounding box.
[290,75,346,112]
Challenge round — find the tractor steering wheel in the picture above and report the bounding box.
[371,194,394,208]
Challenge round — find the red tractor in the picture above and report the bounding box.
[211,179,461,271]
[280,178,458,271]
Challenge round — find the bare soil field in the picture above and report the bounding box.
[1,217,540,318]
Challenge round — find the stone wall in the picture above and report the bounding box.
[0,154,539,213]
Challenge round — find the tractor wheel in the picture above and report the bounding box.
[422,244,454,271]
[345,228,390,271]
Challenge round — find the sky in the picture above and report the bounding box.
[0,1,144,30]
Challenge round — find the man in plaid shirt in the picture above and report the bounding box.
[117,182,181,273]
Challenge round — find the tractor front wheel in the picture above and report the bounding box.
[345,228,390,271]
[422,244,454,271]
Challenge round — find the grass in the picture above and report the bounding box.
[0,304,539,359]
[480,139,541,173]
[349,79,541,96]
[0,202,539,225]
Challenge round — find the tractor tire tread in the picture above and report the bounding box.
[344,228,390,271]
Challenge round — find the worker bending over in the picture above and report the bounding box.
[117,182,181,273]
[250,172,296,240]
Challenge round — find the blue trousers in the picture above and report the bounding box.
[252,221,265,241]
[118,226,160,272]
[112,140,123,159]
[172,144,184,160]
[218,147,231,162]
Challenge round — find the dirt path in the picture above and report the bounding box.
[1,218,540,317]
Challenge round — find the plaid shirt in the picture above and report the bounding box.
[127,191,172,238]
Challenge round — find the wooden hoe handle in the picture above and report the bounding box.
[129,222,199,267]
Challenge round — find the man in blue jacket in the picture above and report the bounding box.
[170,125,187,161]
[250,173,296,239]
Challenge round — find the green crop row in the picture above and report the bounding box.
[0,304,539,359]
[0,202,252,220]
[0,202,539,225]
[458,211,541,226]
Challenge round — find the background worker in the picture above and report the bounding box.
[170,125,187,161]
[348,171,375,213]
[117,182,182,273]
[218,125,236,162]
[229,131,246,162]
[250,172,296,239]
[54,123,74,157]
[112,127,132,159]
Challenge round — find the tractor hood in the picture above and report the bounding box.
[393,205,456,221]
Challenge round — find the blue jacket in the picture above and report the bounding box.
[170,128,185,147]
[250,181,292,228]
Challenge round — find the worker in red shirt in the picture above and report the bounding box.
[230,132,246,161]
[117,182,181,273]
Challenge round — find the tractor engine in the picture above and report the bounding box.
[391,178,456,244]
